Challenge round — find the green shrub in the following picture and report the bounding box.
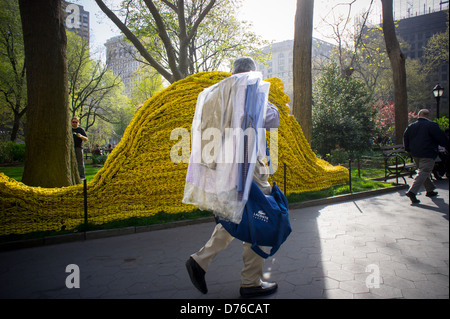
[434,116,449,131]
[91,154,108,165]
[326,147,349,165]
[312,62,376,157]
[0,142,25,163]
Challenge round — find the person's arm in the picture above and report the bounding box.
[430,123,449,152]
[74,129,88,141]
[264,102,280,130]
[75,133,88,141]
[403,127,410,152]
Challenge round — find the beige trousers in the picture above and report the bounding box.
[191,161,271,287]
[191,223,267,287]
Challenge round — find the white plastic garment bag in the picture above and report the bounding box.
[182,72,270,223]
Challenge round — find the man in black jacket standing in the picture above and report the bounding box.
[72,117,88,180]
[403,109,449,204]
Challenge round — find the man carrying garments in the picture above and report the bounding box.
[183,57,280,298]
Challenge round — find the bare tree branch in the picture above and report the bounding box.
[187,0,217,40]
[94,0,174,82]
[143,0,182,79]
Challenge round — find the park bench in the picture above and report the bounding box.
[83,148,91,161]
[382,144,416,184]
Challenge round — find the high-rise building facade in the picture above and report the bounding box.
[104,35,140,95]
[393,0,448,20]
[256,39,335,104]
[393,6,449,117]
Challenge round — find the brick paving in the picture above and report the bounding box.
[0,179,448,299]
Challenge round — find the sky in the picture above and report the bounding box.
[237,0,383,42]
[72,0,384,59]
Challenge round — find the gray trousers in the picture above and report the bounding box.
[75,147,85,179]
[408,157,436,195]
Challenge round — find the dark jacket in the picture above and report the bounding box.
[72,127,87,148]
[403,118,449,159]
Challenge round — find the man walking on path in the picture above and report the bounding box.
[403,109,449,204]
[184,57,280,298]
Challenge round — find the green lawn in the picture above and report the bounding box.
[0,165,24,182]
[0,164,102,183]
[0,164,394,241]
[287,175,394,203]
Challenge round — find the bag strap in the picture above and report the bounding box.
[251,243,271,259]
[244,140,278,259]
[266,145,276,184]
[247,207,272,259]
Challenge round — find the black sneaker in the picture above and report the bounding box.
[405,191,420,204]
[185,257,207,294]
[426,191,438,197]
[240,281,278,298]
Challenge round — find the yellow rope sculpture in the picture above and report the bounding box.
[0,71,348,236]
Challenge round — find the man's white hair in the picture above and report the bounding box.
[232,57,256,74]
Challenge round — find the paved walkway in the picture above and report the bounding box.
[0,179,448,299]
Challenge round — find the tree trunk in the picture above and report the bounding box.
[10,111,21,142]
[19,0,80,187]
[381,0,408,144]
[293,0,314,143]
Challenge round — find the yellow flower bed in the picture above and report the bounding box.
[0,71,348,236]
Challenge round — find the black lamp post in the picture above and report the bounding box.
[432,84,444,119]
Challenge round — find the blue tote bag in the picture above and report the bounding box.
[219,180,292,259]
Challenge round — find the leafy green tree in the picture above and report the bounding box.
[351,25,392,100]
[312,62,375,157]
[129,64,163,107]
[424,10,449,74]
[0,0,26,142]
[110,102,135,144]
[404,58,430,111]
[67,32,124,131]
[356,27,430,113]
[95,0,269,83]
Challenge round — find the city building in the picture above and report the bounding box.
[104,35,141,95]
[393,0,448,20]
[256,39,335,104]
[62,1,90,44]
[395,9,447,61]
[392,2,449,117]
